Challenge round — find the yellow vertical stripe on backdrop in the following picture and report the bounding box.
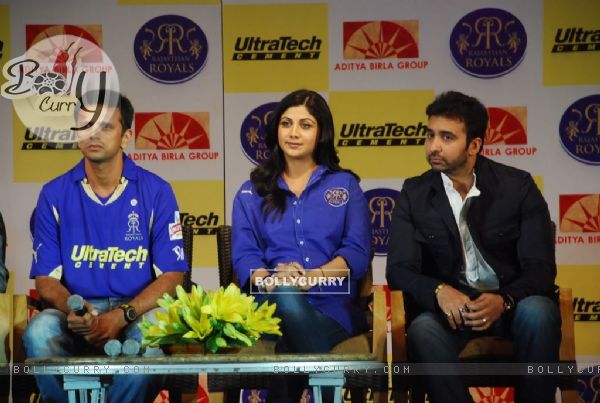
[556,265,600,355]
[329,90,434,179]
[170,180,224,269]
[543,0,600,86]
[223,3,328,93]
[12,111,81,183]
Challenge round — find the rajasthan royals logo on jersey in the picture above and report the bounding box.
[125,211,143,241]
[324,188,349,207]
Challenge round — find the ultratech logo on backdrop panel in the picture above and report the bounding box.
[232,35,321,61]
[552,27,599,53]
[450,8,527,78]
[337,121,427,147]
[131,112,217,161]
[364,188,400,256]
[240,102,277,165]
[337,20,429,72]
[559,95,600,165]
[180,211,219,236]
[481,107,537,157]
[573,296,600,321]
[558,194,600,246]
[133,15,208,84]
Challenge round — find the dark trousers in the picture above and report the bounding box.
[407,295,561,403]
[264,286,350,403]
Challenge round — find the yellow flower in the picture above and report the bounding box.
[139,283,281,350]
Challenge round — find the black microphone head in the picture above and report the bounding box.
[104,339,122,357]
[67,294,85,315]
[122,339,140,356]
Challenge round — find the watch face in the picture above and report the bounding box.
[126,308,137,321]
[122,305,137,322]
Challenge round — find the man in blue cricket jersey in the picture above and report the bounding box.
[23,91,188,403]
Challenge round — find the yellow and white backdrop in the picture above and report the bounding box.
[0,0,598,401]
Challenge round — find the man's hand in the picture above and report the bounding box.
[67,300,99,335]
[462,293,504,331]
[83,309,128,348]
[436,285,471,330]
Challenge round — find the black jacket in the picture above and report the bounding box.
[385,156,556,319]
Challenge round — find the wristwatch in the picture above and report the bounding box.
[119,304,138,323]
[501,293,515,313]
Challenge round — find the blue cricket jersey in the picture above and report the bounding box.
[30,155,188,298]
[232,166,371,335]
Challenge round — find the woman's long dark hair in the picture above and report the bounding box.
[250,89,357,221]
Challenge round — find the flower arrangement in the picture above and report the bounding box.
[139,284,282,353]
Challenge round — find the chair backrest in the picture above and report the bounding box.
[182,224,194,291]
[216,225,238,287]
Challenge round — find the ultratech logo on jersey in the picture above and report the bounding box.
[552,27,600,53]
[481,107,537,157]
[71,245,148,270]
[559,194,600,236]
[337,121,427,147]
[130,112,217,162]
[180,211,219,235]
[232,35,322,60]
[573,297,600,321]
[22,126,79,150]
[336,20,429,72]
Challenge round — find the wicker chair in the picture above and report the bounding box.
[209,225,388,403]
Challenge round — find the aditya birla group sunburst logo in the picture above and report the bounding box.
[559,195,600,233]
[134,112,210,150]
[480,107,537,158]
[343,21,419,59]
[485,107,527,145]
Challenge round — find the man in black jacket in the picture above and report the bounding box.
[386,91,560,403]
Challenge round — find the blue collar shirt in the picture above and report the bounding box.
[232,166,371,335]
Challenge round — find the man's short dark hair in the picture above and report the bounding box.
[76,91,134,132]
[425,91,488,151]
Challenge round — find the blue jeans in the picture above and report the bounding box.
[407,295,561,403]
[264,286,351,403]
[23,297,165,403]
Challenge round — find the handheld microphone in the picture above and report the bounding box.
[67,294,86,316]
[122,339,141,356]
[104,339,122,357]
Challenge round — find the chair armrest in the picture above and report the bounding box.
[371,289,387,363]
[558,287,576,362]
[390,290,407,362]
